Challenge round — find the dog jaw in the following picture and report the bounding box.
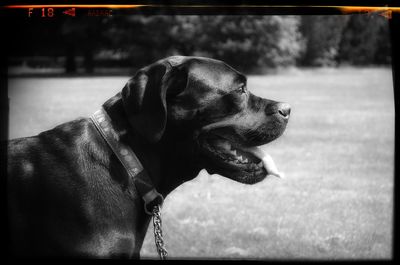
[196,134,284,184]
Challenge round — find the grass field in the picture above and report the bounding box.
[8,67,394,259]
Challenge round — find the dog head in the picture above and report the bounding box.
[122,56,290,184]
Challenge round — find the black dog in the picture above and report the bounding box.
[7,56,290,258]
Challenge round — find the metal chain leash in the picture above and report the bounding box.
[152,205,168,260]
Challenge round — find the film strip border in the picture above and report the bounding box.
[1,5,400,18]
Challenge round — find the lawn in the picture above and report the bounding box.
[8,67,394,259]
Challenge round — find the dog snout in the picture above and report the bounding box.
[277,103,291,119]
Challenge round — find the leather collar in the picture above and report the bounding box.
[90,108,164,215]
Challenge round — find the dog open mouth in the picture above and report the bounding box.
[199,134,284,181]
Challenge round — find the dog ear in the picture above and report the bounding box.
[121,63,168,143]
[121,62,188,143]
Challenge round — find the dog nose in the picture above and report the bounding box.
[277,103,291,118]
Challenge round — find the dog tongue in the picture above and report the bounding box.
[243,146,284,179]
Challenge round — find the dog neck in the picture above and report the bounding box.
[102,93,201,199]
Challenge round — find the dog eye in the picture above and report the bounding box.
[236,85,247,94]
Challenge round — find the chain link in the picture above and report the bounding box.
[152,205,168,260]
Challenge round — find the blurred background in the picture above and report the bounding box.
[7,14,394,260]
[8,14,391,75]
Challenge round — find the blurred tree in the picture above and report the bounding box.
[373,19,391,64]
[61,17,112,73]
[338,14,391,65]
[165,16,303,73]
[299,16,349,66]
[10,14,391,75]
[167,16,202,56]
[8,18,64,58]
[9,17,113,74]
[103,15,304,73]
[103,15,177,71]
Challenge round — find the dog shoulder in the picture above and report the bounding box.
[7,118,104,180]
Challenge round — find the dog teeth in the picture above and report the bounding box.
[237,155,243,161]
[243,158,248,163]
[230,150,237,156]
